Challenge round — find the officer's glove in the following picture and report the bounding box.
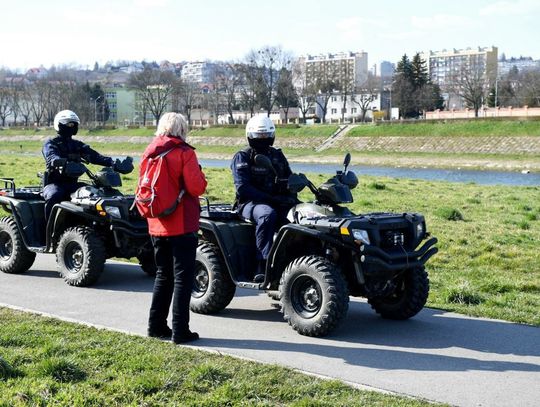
[64,161,87,178]
[113,157,134,174]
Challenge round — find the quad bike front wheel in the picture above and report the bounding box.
[368,266,429,320]
[190,242,235,314]
[56,227,106,287]
[0,216,36,274]
[279,255,349,337]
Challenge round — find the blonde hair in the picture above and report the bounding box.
[155,112,189,140]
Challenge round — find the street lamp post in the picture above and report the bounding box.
[494,77,499,108]
[92,95,103,128]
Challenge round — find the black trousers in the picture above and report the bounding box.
[148,232,198,336]
[42,182,79,219]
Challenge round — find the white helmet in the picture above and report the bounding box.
[246,115,275,141]
[54,110,80,131]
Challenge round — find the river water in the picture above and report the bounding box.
[199,159,540,187]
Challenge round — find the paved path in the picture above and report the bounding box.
[1,255,539,407]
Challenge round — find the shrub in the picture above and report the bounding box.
[0,357,22,380]
[436,207,464,221]
[368,182,386,190]
[446,281,484,305]
[37,358,86,383]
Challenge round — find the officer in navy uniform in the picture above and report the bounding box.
[42,110,132,219]
[231,115,297,283]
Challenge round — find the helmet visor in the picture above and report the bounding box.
[63,121,78,128]
[247,131,275,139]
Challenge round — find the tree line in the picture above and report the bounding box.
[2,47,540,127]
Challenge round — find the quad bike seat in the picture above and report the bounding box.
[200,202,240,221]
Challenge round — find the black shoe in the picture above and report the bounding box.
[147,325,172,340]
[253,274,264,283]
[172,331,199,344]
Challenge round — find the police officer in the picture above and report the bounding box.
[231,115,297,283]
[42,110,133,219]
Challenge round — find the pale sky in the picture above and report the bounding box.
[1,0,539,71]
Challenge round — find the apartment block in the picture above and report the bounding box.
[421,46,498,88]
[300,51,369,89]
[181,61,219,83]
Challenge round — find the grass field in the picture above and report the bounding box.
[2,119,540,139]
[1,155,539,326]
[0,308,436,406]
[347,119,540,137]
[0,153,537,405]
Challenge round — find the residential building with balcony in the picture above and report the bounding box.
[181,61,219,83]
[299,51,368,89]
[420,46,498,109]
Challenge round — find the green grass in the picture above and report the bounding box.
[1,155,539,326]
[348,119,540,137]
[0,308,434,406]
[190,125,339,138]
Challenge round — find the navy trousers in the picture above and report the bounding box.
[241,202,289,260]
[43,182,79,219]
[148,233,198,337]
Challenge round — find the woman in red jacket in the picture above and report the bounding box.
[144,112,207,343]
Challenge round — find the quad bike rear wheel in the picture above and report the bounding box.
[190,242,236,314]
[0,216,36,274]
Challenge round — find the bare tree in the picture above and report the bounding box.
[18,84,33,127]
[129,68,177,123]
[314,79,337,124]
[237,62,258,117]
[245,45,293,117]
[351,74,378,122]
[215,63,241,124]
[450,64,493,117]
[172,80,200,125]
[275,67,297,123]
[292,60,316,123]
[28,79,48,126]
[0,83,13,126]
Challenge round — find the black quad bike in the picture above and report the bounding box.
[193,153,438,337]
[0,158,155,287]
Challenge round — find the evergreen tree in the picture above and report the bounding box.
[411,53,429,89]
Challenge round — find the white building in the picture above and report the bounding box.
[181,61,219,83]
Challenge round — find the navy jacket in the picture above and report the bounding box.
[231,147,292,205]
[43,136,113,184]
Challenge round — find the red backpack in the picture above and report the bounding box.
[135,148,184,218]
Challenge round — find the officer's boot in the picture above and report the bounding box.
[253,259,266,283]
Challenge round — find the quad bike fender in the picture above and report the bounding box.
[266,224,356,285]
[199,217,255,280]
[0,196,44,251]
[46,202,101,251]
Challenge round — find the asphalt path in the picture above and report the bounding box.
[1,254,539,407]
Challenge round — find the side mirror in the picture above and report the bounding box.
[287,173,308,193]
[254,154,276,175]
[343,153,351,172]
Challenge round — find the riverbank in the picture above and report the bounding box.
[2,133,540,172]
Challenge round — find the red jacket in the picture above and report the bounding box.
[142,135,207,237]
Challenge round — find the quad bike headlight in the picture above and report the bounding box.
[352,229,370,245]
[416,223,424,237]
[104,206,121,219]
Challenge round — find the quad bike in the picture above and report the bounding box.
[0,157,155,287]
[193,153,438,337]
